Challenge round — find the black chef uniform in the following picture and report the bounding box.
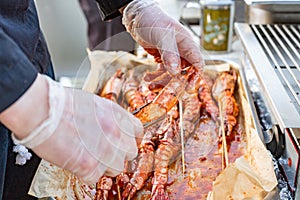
[0,0,131,199]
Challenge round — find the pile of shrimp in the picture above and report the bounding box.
[94,64,243,200]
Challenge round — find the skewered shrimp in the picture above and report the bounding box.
[138,79,157,103]
[95,64,240,200]
[122,105,179,200]
[151,114,180,200]
[99,68,125,103]
[122,69,145,112]
[134,67,195,124]
[198,75,219,121]
[185,68,202,94]
[212,70,237,97]
[94,176,113,200]
[212,70,239,136]
[122,123,161,199]
[181,92,202,132]
[151,90,201,200]
[95,69,127,200]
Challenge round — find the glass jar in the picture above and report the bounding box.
[200,0,235,52]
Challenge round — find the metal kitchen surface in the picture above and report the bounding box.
[245,0,300,4]
[235,23,300,130]
[235,22,300,199]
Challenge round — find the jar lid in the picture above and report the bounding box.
[200,0,233,6]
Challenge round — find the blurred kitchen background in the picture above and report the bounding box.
[35,0,88,87]
[34,0,247,86]
[35,0,299,86]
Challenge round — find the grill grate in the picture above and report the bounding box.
[251,24,300,110]
[235,23,300,199]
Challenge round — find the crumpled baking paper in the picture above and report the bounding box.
[207,128,278,200]
[207,72,278,200]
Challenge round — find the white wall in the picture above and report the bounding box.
[35,0,89,78]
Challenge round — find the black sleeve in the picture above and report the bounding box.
[0,28,38,113]
[95,0,133,20]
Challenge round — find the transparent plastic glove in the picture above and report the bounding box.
[12,75,143,184]
[122,0,204,75]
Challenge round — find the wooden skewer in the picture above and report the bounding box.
[218,101,229,169]
[179,100,186,174]
[117,185,121,200]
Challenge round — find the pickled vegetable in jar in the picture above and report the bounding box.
[200,0,234,52]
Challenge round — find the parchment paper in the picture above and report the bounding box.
[207,73,278,200]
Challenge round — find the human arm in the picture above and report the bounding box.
[121,0,204,75]
[94,0,203,75]
[0,28,143,184]
[0,28,38,114]
[0,73,143,184]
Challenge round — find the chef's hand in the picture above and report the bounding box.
[0,74,143,184]
[122,0,204,75]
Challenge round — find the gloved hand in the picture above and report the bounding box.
[10,74,143,184]
[122,0,204,75]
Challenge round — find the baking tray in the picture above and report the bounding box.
[29,51,278,200]
[83,52,276,199]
